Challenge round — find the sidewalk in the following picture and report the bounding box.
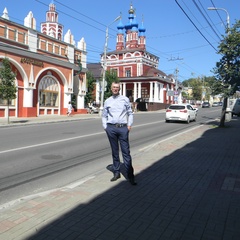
[0,116,240,240]
[0,113,100,127]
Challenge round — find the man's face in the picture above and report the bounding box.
[111,83,120,96]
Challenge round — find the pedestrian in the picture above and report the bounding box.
[102,82,136,185]
[67,101,73,116]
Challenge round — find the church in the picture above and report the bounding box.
[94,4,181,111]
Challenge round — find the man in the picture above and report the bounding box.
[102,82,136,185]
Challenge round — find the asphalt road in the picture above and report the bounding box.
[0,107,221,206]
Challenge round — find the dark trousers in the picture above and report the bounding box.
[106,125,134,178]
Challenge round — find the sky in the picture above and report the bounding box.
[0,0,239,82]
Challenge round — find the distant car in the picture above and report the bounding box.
[212,102,219,107]
[218,102,223,106]
[202,102,210,108]
[165,104,197,124]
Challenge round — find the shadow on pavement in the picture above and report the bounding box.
[10,120,29,123]
[25,118,240,240]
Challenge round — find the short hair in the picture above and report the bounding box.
[111,82,120,89]
[111,81,120,85]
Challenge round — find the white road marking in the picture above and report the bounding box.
[0,132,103,154]
[0,121,163,154]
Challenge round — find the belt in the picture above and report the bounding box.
[107,123,127,128]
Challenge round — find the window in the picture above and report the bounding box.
[125,69,131,77]
[39,91,58,107]
[141,88,148,98]
[110,69,118,76]
[39,75,59,107]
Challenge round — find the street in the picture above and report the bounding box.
[0,108,221,206]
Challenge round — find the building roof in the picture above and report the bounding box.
[144,68,167,78]
[87,63,103,79]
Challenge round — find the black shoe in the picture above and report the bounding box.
[129,177,137,186]
[110,173,121,182]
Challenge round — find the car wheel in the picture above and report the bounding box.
[165,120,170,123]
[186,116,190,124]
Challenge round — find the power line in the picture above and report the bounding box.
[192,0,221,41]
[197,0,222,38]
[174,0,218,52]
[210,0,227,29]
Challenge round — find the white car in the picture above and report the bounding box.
[165,104,197,123]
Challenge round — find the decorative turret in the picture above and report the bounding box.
[41,1,63,40]
[24,11,36,30]
[2,7,9,20]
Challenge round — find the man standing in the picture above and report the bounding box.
[102,82,136,185]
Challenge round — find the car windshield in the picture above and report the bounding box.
[169,105,185,110]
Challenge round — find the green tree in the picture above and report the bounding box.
[0,58,17,124]
[191,79,202,101]
[204,76,223,98]
[213,20,240,127]
[85,71,95,106]
[104,70,119,99]
[182,77,203,101]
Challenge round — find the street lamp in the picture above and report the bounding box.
[208,7,231,122]
[99,16,121,116]
[207,7,230,34]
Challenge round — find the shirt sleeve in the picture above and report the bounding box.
[101,101,108,129]
[126,98,133,127]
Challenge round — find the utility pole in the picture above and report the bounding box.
[208,7,231,126]
[174,68,179,103]
[168,55,183,104]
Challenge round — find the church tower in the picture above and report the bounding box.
[138,16,146,50]
[41,1,63,40]
[125,4,135,49]
[115,4,146,50]
[116,17,125,50]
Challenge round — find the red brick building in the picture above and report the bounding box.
[0,2,87,118]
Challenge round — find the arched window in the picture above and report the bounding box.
[39,75,59,107]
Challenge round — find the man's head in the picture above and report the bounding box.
[111,82,120,96]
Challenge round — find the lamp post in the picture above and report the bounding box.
[207,7,230,34]
[99,16,121,116]
[208,7,231,122]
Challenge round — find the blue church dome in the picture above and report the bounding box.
[139,21,146,36]
[131,16,138,32]
[117,19,124,34]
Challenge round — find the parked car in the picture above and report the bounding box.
[165,104,197,123]
[87,105,99,114]
[218,102,223,106]
[230,98,240,116]
[212,102,219,107]
[202,101,210,108]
